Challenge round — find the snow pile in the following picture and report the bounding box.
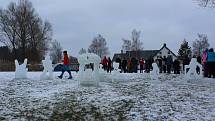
[77,53,101,86]
[185,58,202,80]
[40,55,54,80]
[15,59,28,79]
[150,62,159,80]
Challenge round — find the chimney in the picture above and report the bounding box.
[163,43,166,47]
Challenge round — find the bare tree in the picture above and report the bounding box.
[196,0,215,7]
[88,34,109,58]
[50,40,62,64]
[0,0,52,63]
[79,48,87,55]
[0,3,18,59]
[131,29,143,51]
[122,38,132,52]
[192,34,210,56]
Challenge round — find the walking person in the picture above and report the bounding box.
[107,57,112,73]
[58,51,73,79]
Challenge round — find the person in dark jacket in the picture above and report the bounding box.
[107,57,112,73]
[157,57,163,73]
[173,59,180,74]
[121,58,127,73]
[162,56,167,73]
[131,58,138,73]
[207,48,215,78]
[166,55,173,74]
[58,51,72,79]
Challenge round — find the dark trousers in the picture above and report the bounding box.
[167,65,172,74]
[203,63,208,77]
[208,62,215,78]
[107,66,112,73]
[122,66,127,73]
[140,65,144,73]
[60,70,72,77]
[163,65,166,73]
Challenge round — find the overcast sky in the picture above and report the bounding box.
[1,0,215,57]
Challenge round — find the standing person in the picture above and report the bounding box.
[122,58,127,73]
[166,55,173,74]
[173,59,180,74]
[107,57,112,73]
[58,51,73,79]
[157,57,163,73]
[162,56,167,73]
[131,58,138,73]
[207,48,215,78]
[102,56,108,71]
[202,49,208,77]
[127,58,132,73]
[139,58,145,73]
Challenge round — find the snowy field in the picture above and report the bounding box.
[0,72,215,121]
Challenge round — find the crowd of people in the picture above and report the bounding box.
[100,47,215,78]
[202,48,215,78]
[101,55,181,74]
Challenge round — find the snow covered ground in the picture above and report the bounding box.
[0,72,215,120]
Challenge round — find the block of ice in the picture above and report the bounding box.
[185,58,202,80]
[150,62,159,80]
[40,55,54,80]
[77,53,101,86]
[15,59,28,79]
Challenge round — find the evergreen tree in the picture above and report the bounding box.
[178,39,192,61]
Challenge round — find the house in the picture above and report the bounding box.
[113,43,177,62]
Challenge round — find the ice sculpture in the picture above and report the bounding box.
[15,59,28,79]
[185,58,202,79]
[40,55,53,80]
[150,62,159,80]
[77,53,101,86]
[113,62,120,72]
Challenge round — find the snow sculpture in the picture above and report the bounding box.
[77,53,101,86]
[15,59,28,79]
[185,58,202,79]
[40,55,53,80]
[150,62,159,80]
[113,62,120,72]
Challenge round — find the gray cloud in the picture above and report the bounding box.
[1,0,215,57]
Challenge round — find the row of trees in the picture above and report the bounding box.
[79,29,144,58]
[0,0,52,63]
[178,33,210,62]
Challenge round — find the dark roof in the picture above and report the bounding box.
[112,50,159,61]
[112,44,177,61]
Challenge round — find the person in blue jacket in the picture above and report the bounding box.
[207,48,215,78]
